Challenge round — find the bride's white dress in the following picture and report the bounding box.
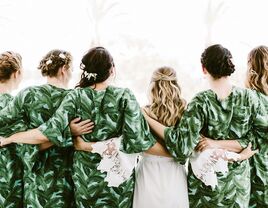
[133,153,189,208]
[91,138,239,208]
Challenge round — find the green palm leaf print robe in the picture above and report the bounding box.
[38,86,156,208]
[249,91,268,208]
[0,84,74,208]
[0,93,27,208]
[164,87,267,208]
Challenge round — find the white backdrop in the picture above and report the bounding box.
[0,0,268,105]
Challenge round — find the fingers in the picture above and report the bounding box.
[74,120,94,132]
[199,137,207,144]
[70,117,81,124]
[77,119,93,127]
[199,136,206,141]
[70,119,94,136]
[246,142,252,149]
[70,118,93,128]
[81,124,94,131]
[77,125,94,135]
[195,143,206,152]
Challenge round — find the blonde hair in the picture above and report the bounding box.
[146,66,186,126]
[246,45,268,95]
[0,51,22,82]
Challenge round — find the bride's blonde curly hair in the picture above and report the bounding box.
[246,45,268,95]
[146,66,186,126]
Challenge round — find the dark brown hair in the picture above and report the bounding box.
[201,44,235,79]
[76,47,114,88]
[38,49,72,77]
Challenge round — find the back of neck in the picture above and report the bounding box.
[90,81,109,91]
[209,77,233,100]
[0,82,12,94]
[47,77,67,89]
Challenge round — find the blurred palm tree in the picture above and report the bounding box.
[86,0,126,46]
[204,0,228,47]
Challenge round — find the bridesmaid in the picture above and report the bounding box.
[0,47,156,208]
[0,51,26,208]
[0,49,81,207]
[143,44,267,208]
[197,45,268,207]
[133,66,189,208]
[246,45,268,208]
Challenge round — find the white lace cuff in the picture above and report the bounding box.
[190,149,240,189]
[91,137,139,187]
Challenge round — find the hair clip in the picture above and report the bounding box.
[84,71,97,81]
[250,69,258,75]
[80,63,85,70]
[46,59,52,65]
[59,53,66,59]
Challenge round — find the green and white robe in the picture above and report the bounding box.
[0,93,27,208]
[0,84,74,208]
[249,91,268,208]
[164,87,267,208]
[39,86,156,208]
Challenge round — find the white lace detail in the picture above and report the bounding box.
[190,149,241,189]
[91,137,138,187]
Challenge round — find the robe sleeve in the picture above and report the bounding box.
[236,91,268,148]
[0,89,30,126]
[38,91,77,147]
[164,96,205,163]
[120,88,156,153]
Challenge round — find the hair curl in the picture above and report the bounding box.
[38,49,72,77]
[76,47,114,88]
[0,51,22,82]
[246,45,268,95]
[201,44,235,79]
[145,66,186,126]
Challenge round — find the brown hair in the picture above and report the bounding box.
[146,66,186,126]
[76,47,114,88]
[38,49,72,77]
[0,51,22,83]
[246,45,268,95]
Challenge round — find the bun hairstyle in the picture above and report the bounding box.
[146,66,186,126]
[76,47,114,88]
[246,45,268,95]
[38,49,72,77]
[0,51,22,82]
[201,44,235,79]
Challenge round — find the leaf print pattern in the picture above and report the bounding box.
[249,91,268,208]
[0,85,75,208]
[39,86,156,208]
[164,87,267,208]
[0,94,27,208]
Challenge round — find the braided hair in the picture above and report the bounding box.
[0,51,22,82]
[38,49,72,77]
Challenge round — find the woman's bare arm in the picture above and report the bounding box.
[196,137,243,153]
[146,142,171,157]
[0,129,48,147]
